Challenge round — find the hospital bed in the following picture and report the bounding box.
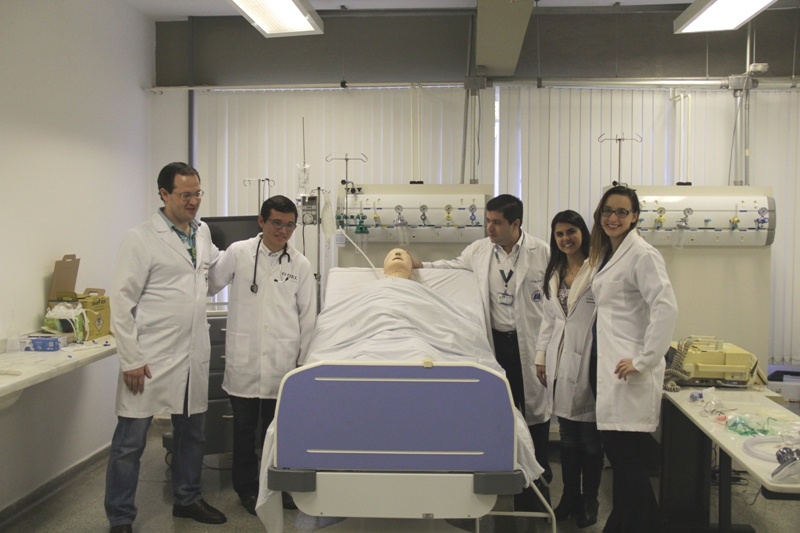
[262,268,555,532]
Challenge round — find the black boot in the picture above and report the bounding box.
[554,446,582,521]
[576,496,598,528]
[576,450,603,528]
[514,479,550,512]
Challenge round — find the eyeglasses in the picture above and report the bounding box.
[600,207,631,218]
[267,219,297,231]
[173,190,204,201]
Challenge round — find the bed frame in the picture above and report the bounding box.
[267,360,554,532]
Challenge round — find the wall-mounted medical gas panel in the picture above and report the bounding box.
[337,184,492,244]
[633,186,775,247]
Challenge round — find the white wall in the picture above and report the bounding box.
[0,0,154,515]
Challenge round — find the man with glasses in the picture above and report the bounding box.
[411,194,553,511]
[208,195,316,515]
[106,162,225,533]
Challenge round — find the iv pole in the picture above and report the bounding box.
[598,133,642,184]
[325,153,368,229]
[242,177,275,211]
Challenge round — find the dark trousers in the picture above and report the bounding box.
[492,329,552,484]
[600,430,662,533]
[229,395,277,498]
[558,416,604,501]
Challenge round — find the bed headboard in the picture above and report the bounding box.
[273,361,516,473]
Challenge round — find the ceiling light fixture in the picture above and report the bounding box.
[228,0,324,38]
[674,0,777,34]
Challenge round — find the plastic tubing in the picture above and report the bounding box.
[743,436,800,462]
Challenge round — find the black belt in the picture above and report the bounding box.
[492,329,517,339]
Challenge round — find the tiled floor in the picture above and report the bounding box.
[2,418,798,532]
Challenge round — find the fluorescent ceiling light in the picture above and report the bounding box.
[228,0,324,38]
[674,0,777,34]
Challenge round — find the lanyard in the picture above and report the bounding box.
[494,245,521,291]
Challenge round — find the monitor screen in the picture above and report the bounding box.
[201,215,261,250]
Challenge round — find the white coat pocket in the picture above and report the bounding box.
[226,331,251,370]
[138,324,180,365]
[565,350,582,385]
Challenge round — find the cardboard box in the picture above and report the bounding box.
[21,334,68,352]
[46,255,111,341]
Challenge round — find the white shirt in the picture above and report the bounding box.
[489,234,523,332]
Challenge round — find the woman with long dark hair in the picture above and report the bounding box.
[535,210,603,528]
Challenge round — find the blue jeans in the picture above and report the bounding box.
[104,412,206,526]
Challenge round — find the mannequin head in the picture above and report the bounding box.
[384,248,413,278]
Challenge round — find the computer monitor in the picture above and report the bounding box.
[201,215,261,250]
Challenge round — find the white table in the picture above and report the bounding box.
[661,388,800,532]
[0,335,116,410]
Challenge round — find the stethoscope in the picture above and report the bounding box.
[250,240,291,294]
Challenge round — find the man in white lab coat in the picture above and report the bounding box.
[104,162,225,533]
[208,195,316,515]
[413,194,552,507]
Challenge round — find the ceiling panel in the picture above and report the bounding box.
[122,1,691,22]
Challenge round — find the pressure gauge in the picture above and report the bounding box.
[683,208,693,217]
[657,207,666,216]
[758,207,768,217]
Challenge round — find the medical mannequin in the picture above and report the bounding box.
[383,248,413,278]
[256,255,546,533]
[589,185,677,533]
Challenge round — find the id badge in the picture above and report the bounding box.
[497,291,514,306]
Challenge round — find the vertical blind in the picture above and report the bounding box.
[195,86,492,221]
[195,85,799,363]
[498,86,799,364]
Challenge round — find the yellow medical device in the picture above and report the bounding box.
[665,336,758,391]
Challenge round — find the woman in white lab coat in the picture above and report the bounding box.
[588,185,678,533]
[208,196,316,512]
[535,210,603,528]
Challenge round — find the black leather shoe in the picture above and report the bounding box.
[240,494,257,515]
[553,493,582,521]
[173,498,227,524]
[282,491,298,510]
[109,525,132,533]
[576,497,599,529]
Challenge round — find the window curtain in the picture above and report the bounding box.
[497,86,799,364]
[194,85,494,292]
[194,86,493,220]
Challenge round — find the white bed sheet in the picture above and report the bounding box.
[323,267,484,312]
[255,268,543,532]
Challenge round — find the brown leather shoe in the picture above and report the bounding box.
[172,498,227,524]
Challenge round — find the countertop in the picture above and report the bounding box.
[0,335,116,410]
[664,388,800,494]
